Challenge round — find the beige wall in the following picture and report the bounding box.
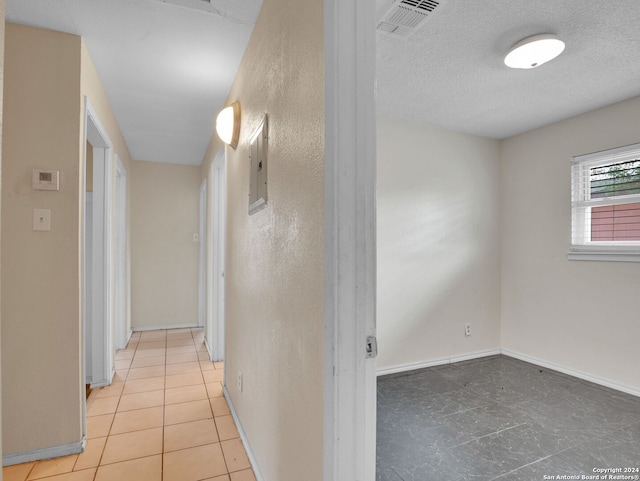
[131,161,200,330]
[377,116,501,371]
[1,24,84,455]
[200,0,325,478]
[0,0,6,472]
[501,95,640,392]
[1,23,134,460]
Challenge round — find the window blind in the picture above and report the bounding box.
[571,142,640,247]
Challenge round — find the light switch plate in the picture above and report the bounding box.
[33,209,51,231]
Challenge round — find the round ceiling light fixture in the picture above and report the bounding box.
[504,34,565,69]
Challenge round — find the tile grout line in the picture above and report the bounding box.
[7,329,245,481]
[22,460,37,481]
[197,330,232,478]
[161,334,167,481]
[89,338,130,481]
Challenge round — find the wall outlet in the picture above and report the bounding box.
[464,323,471,337]
[238,370,243,393]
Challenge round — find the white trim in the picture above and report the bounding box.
[501,348,640,398]
[376,349,501,377]
[323,0,377,479]
[114,155,128,350]
[81,109,89,439]
[132,323,199,332]
[90,379,111,389]
[572,141,640,165]
[204,336,213,359]
[377,349,640,398]
[205,156,214,360]
[198,179,207,328]
[223,387,265,481]
[83,98,114,387]
[3,438,86,466]
[83,192,94,387]
[208,149,226,362]
[573,194,640,209]
[567,249,640,262]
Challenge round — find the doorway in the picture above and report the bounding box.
[207,149,226,362]
[82,99,114,389]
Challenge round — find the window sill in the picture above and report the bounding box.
[568,248,640,262]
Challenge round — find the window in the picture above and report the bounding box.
[570,143,640,262]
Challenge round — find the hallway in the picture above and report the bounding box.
[2,328,255,481]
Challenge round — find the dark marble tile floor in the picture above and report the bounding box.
[377,355,640,481]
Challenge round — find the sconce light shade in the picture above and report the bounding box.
[504,34,565,69]
[216,101,241,149]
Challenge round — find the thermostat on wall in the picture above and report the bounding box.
[32,169,60,191]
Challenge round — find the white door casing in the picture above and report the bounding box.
[323,0,377,479]
[83,98,114,390]
[114,156,128,350]
[198,179,207,328]
[208,149,226,362]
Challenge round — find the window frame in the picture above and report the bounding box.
[569,142,640,262]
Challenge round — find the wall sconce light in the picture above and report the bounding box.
[216,101,241,149]
[504,34,565,69]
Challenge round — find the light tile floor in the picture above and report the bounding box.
[3,328,256,481]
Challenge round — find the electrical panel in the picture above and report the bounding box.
[249,115,268,215]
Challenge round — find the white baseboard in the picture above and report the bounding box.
[376,348,639,398]
[204,337,213,362]
[132,323,199,332]
[3,438,86,466]
[90,380,110,389]
[501,348,640,398]
[376,349,501,377]
[223,386,265,481]
[89,368,116,390]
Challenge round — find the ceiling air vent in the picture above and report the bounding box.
[377,0,440,39]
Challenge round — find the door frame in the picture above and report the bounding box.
[114,155,128,350]
[82,98,114,389]
[323,0,377,479]
[207,149,226,362]
[198,179,207,327]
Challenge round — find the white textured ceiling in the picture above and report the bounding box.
[376,0,640,139]
[7,0,262,165]
[7,1,640,161]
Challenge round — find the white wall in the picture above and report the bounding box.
[501,95,640,393]
[200,0,325,478]
[377,116,501,371]
[131,160,200,330]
